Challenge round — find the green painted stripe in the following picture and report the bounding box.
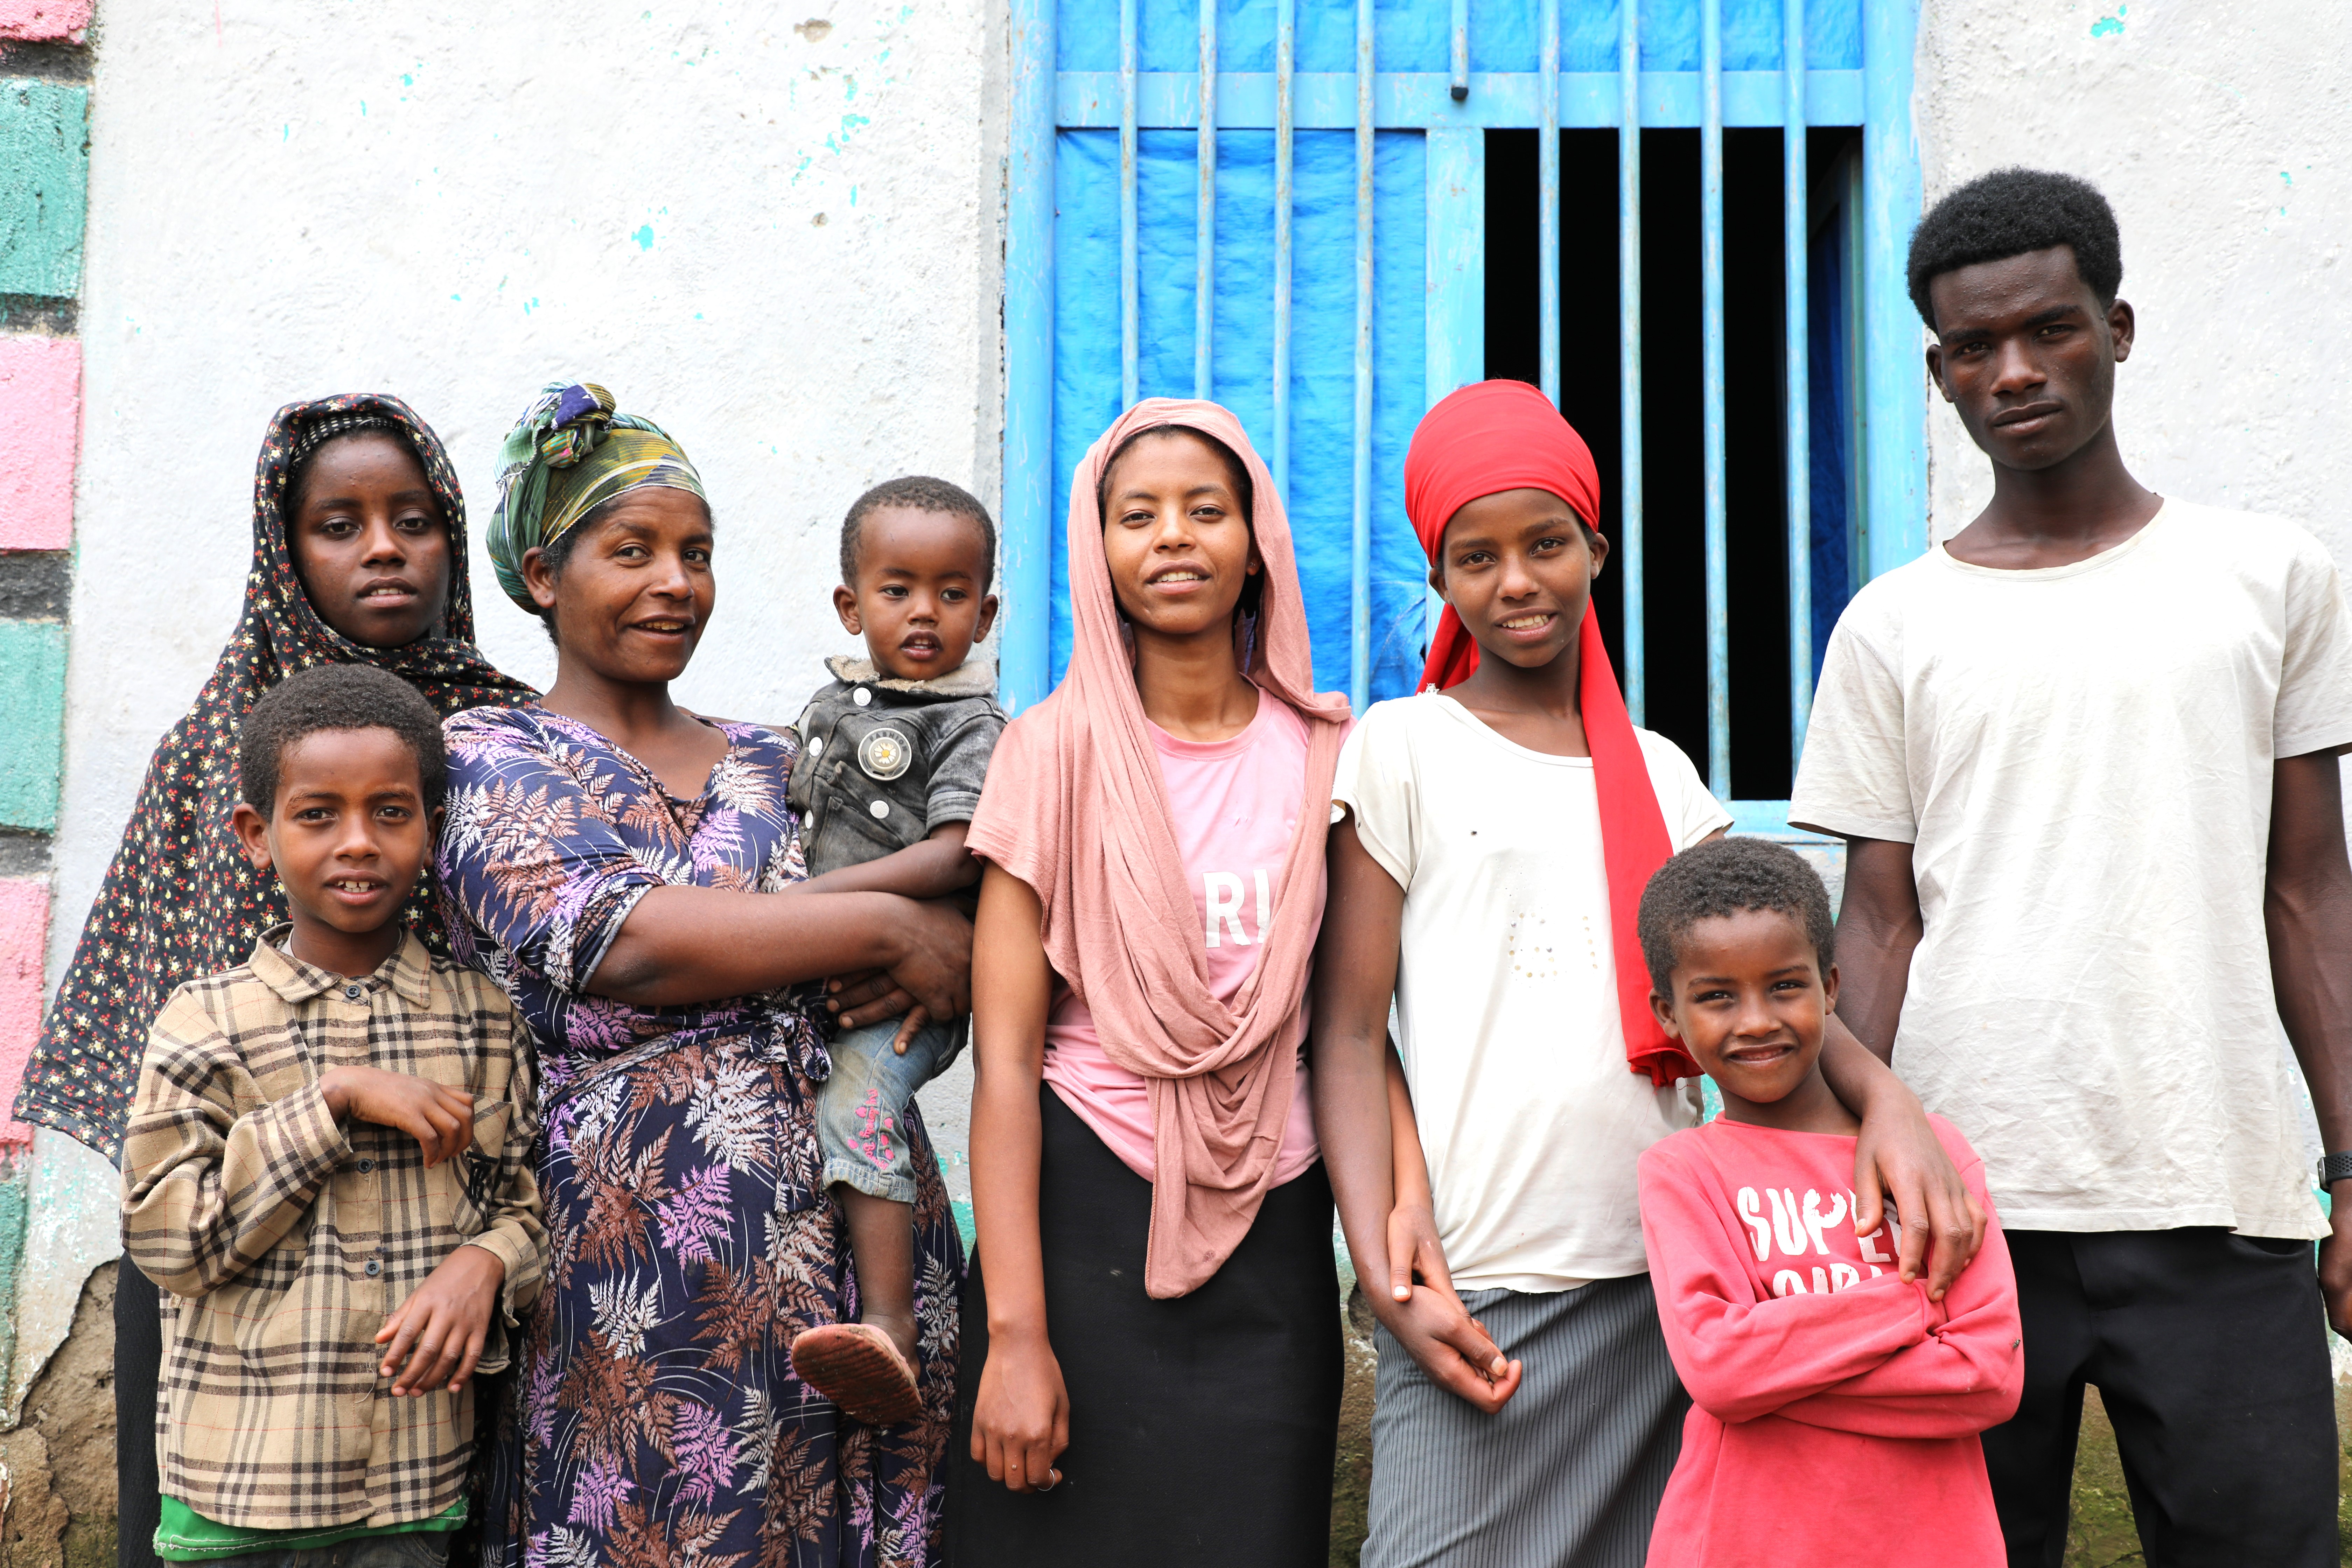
[0,618,66,830]
[0,79,89,300]
[0,1157,26,1410]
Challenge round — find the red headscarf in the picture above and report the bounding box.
[1405,380,1697,1086]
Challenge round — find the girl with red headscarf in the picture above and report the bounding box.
[1308,382,1982,1566]
[949,401,1352,1566]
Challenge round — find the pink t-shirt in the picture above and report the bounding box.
[1637,1116,2023,1567]
[1042,691,1323,1185]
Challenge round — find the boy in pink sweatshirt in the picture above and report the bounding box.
[1634,838,2022,1567]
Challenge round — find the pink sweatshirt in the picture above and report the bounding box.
[1638,1115,2023,1568]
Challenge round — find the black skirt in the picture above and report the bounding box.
[947,1088,1342,1567]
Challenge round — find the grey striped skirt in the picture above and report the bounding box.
[1363,1274,1686,1568]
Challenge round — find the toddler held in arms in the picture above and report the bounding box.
[1634,838,2022,1567]
[786,477,1006,1424]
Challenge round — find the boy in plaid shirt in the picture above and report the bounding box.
[121,665,544,1567]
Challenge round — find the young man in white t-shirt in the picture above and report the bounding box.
[1792,168,2352,1566]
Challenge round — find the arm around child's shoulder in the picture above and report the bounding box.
[1771,1120,2023,1439]
[1637,1126,2005,1429]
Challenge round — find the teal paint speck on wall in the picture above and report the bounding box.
[0,620,68,831]
[632,224,656,250]
[0,80,89,300]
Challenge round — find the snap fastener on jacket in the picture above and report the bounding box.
[869,799,890,818]
[852,688,872,707]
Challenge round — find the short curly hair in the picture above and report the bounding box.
[840,475,997,589]
[238,664,448,816]
[1638,836,1835,993]
[1906,167,2123,330]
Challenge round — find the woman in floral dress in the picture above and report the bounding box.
[436,384,972,1568]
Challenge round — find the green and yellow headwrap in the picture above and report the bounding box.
[486,381,707,611]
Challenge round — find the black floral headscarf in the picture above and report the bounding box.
[15,393,537,1156]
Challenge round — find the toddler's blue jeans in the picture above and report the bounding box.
[816,1015,964,1204]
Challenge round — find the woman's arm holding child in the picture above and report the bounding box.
[966,864,1071,1494]
[1311,817,1519,1413]
[789,823,981,902]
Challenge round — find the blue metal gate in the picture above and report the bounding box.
[1000,0,1925,813]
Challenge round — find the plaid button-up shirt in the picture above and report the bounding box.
[121,930,545,1531]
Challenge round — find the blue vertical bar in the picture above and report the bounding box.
[1862,0,1926,576]
[1195,0,1217,402]
[1618,0,1644,724]
[1427,129,1485,651]
[1120,0,1139,409]
[1424,133,1486,409]
[1700,0,1729,793]
[1274,0,1295,493]
[1351,0,1374,710]
[1783,0,1811,766]
[1449,0,1469,101]
[1002,0,1055,715]
[1538,0,1559,405]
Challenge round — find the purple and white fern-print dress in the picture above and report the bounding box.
[437,705,960,1568]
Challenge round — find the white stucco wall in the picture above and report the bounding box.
[53,0,1006,978]
[1916,0,2352,554]
[24,0,1004,1396]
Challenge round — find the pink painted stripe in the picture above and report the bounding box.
[0,0,90,41]
[0,879,49,1145]
[0,335,81,552]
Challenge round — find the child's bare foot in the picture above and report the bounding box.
[791,1321,922,1426]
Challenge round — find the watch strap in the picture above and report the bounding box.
[2318,1153,2352,1188]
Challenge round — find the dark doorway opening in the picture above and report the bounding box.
[1485,127,1859,799]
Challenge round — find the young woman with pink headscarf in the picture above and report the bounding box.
[947,401,1351,1565]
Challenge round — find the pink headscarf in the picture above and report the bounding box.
[967,399,1351,1298]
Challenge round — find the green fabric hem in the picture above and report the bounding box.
[154,1495,465,1561]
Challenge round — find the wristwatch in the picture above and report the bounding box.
[2319,1154,2352,1189]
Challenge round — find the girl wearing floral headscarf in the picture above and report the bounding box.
[13,394,536,1568]
[438,383,972,1568]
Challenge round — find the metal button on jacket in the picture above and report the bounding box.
[852,687,872,707]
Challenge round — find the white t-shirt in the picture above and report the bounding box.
[1791,500,2352,1239]
[1333,693,1731,1292]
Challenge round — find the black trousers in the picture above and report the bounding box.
[1983,1228,2338,1567]
[117,1268,164,1568]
